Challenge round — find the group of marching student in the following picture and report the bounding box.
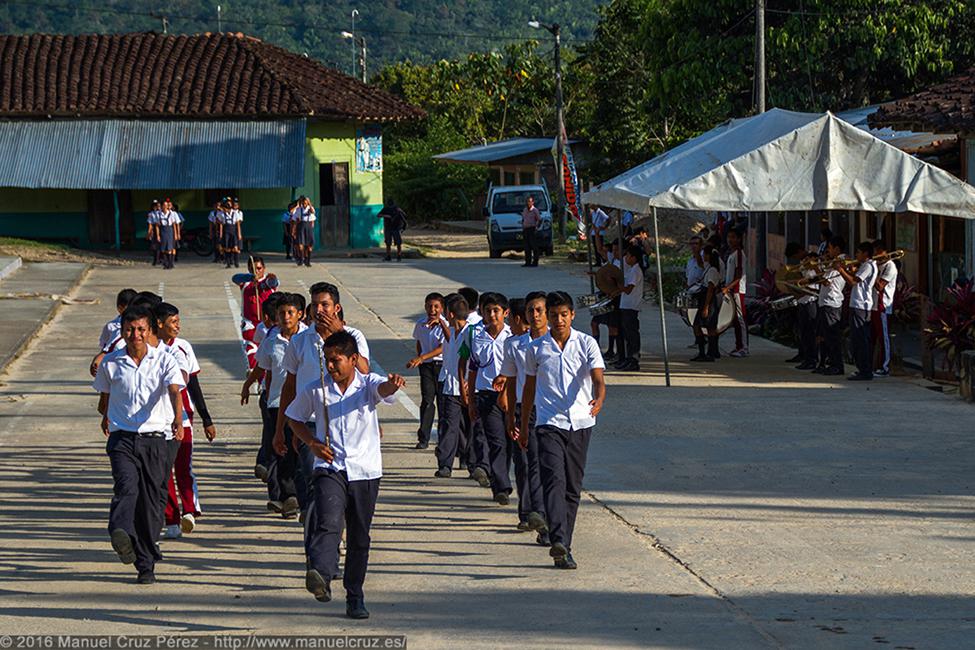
[411,287,607,571]
[146,198,186,269]
[208,197,246,269]
[89,288,216,584]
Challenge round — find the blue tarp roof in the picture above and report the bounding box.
[434,137,578,164]
[0,119,306,189]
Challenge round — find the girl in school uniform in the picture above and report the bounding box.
[691,247,723,362]
[147,200,161,266]
[295,196,316,267]
[157,199,178,270]
[220,199,242,268]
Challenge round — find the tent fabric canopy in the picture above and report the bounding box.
[582,108,975,219]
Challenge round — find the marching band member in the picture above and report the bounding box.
[795,253,820,371]
[836,241,878,381]
[722,228,748,357]
[613,245,644,372]
[814,237,847,376]
[872,239,897,377]
[235,257,278,371]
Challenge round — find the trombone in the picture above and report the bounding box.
[796,249,904,287]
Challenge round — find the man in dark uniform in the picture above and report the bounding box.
[377,201,407,262]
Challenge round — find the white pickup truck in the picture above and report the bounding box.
[482,185,554,259]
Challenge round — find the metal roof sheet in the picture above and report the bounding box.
[0,119,306,189]
[434,137,578,164]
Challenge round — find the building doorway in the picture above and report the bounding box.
[319,162,350,248]
[88,190,134,248]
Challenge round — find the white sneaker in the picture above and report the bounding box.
[729,349,749,358]
[163,524,182,539]
[180,513,196,534]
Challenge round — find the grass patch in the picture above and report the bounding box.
[0,237,71,252]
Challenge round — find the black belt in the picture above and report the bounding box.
[476,389,498,396]
[114,430,167,439]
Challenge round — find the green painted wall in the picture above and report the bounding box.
[0,120,384,250]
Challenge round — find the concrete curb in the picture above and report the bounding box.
[0,256,22,280]
[0,263,92,378]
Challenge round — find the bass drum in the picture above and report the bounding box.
[679,291,736,335]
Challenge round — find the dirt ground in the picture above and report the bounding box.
[0,243,135,266]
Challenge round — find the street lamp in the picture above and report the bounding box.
[350,9,359,79]
[341,31,367,83]
[529,19,566,242]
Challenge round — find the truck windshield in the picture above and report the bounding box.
[492,190,550,214]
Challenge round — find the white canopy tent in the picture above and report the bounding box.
[582,108,975,385]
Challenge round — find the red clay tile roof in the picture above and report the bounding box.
[0,32,424,121]
[870,68,975,134]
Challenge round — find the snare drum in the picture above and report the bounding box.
[589,296,616,316]
[770,295,798,312]
[576,293,601,309]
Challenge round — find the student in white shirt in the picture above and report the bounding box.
[244,293,307,517]
[208,201,224,264]
[90,289,139,377]
[433,293,469,478]
[219,198,242,269]
[406,292,447,450]
[836,241,878,381]
[157,198,179,270]
[275,282,370,526]
[691,247,724,362]
[295,195,317,267]
[456,286,488,478]
[93,305,185,584]
[147,200,162,266]
[815,237,848,376]
[467,292,513,504]
[155,303,217,538]
[283,330,405,619]
[722,228,748,357]
[614,245,645,372]
[495,293,549,541]
[521,291,606,570]
[871,239,898,377]
[685,236,706,289]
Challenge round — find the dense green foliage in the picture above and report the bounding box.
[0,0,603,70]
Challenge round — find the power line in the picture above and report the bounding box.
[2,0,575,43]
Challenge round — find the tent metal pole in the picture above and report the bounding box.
[652,207,671,386]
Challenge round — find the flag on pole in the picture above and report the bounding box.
[552,126,586,240]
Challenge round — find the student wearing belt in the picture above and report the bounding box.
[93,305,185,585]
[407,292,447,450]
[836,241,878,381]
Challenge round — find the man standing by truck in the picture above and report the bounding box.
[521,196,541,268]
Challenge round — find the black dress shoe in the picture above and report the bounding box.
[690,354,715,362]
[554,553,578,570]
[536,532,551,546]
[346,598,370,619]
[516,521,531,531]
[494,492,510,506]
[305,569,331,602]
[414,441,429,450]
[549,541,568,559]
[526,511,548,533]
[847,373,873,381]
[471,467,491,488]
[136,570,156,584]
[795,362,817,370]
[785,355,802,363]
[111,529,136,564]
[821,368,844,376]
[434,467,452,478]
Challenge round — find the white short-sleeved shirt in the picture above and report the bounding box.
[92,344,186,437]
[470,324,512,391]
[686,257,706,289]
[208,210,220,224]
[175,212,184,224]
[412,316,448,362]
[233,209,243,224]
[500,330,546,403]
[157,210,178,227]
[818,260,847,309]
[284,371,394,480]
[798,268,818,305]
[466,311,482,328]
[254,322,269,347]
[438,323,470,396]
[849,259,877,311]
[147,210,160,226]
[620,262,644,310]
[703,266,721,287]
[283,325,370,420]
[256,323,306,408]
[99,316,121,351]
[725,249,747,294]
[524,329,605,431]
[300,206,317,222]
[875,260,897,310]
[281,211,292,224]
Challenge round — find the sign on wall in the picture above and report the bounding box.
[356,126,383,173]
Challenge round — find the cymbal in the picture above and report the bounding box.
[595,263,623,294]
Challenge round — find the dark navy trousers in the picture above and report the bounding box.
[512,404,545,523]
[305,470,379,601]
[537,425,592,551]
[107,431,170,573]
[477,390,511,496]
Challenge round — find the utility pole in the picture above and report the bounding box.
[530,20,566,243]
[754,0,765,113]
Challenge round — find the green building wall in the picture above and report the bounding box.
[0,120,384,251]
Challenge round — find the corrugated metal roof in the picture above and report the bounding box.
[434,137,579,164]
[836,105,955,151]
[0,119,306,189]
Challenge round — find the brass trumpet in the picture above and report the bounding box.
[796,249,904,286]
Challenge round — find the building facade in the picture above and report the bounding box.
[0,32,422,251]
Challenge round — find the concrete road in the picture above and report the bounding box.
[0,254,971,649]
